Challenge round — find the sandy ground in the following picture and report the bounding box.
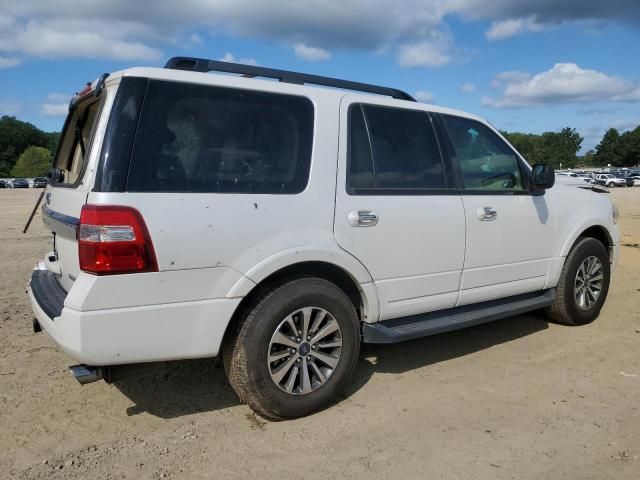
[0,187,639,480]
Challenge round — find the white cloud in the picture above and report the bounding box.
[293,43,330,61]
[491,70,532,89]
[40,93,71,117]
[609,119,638,131]
[47,93,71,103]
[460,82,475,93]
[398,41,451,67]
[41,103,68,117]
[483,63,640,108]
[219,52,258,66]
[0,18,162,61]
[0,100,21,116]
[0,1,453,67]
[486,16,545,40]
[0,56,20,68]
[0,1,639,67]
[415,90,435,102]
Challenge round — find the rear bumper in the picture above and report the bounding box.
[28,269,240,366]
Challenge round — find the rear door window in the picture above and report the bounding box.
[126,80,314,194]
[347,104,445,193]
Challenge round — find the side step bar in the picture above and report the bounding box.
[362,289,555,344]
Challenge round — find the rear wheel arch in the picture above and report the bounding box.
[222,261,372,356]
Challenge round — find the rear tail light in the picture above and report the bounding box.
[79,205,158,275]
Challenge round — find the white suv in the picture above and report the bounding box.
[595,174,627,188]
[28,57,620,419]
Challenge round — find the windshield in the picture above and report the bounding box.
[53,98,101,185]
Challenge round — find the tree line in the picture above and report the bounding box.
[0,115,638,178]
[502,125,639,169]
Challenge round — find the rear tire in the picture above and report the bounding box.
[223,278,360,420]
[545,237,610,326]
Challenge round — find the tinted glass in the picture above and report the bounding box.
[127,80,314,193]
[348,104,444,192]
[443,115,524,191]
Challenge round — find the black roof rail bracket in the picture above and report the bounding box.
[164,56,416,101]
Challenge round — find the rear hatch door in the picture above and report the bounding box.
[42,85,107,291]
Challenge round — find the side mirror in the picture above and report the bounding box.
[531,164,555,192]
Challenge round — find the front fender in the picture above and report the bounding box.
[558,220,616,258]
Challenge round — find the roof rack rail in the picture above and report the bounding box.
[164,57,416,102]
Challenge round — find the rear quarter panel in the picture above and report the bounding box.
[86,86,376,312]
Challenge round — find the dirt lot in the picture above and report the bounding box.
[1,188,638,479]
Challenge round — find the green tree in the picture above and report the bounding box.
[10,146,52,177]
[502,127,582,168]
[594,128,621,166]
[579,149,597,167]
[617,127,640,167]
[541,127,583,168]
[0,116,50,176]
[502,131,544,164]
[45,131,61,157]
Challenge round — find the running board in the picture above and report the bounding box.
[362,289,555,344]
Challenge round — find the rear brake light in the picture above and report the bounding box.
[79,205,158,275]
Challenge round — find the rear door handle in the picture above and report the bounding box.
[477,207,497,221]
[348,210,379,227]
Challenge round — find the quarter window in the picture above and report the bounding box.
[443,115,525,191]
[127,80,314,194]
[348,104,445,193]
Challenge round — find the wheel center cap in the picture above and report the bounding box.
[299,342,310,356]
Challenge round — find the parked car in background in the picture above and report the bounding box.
[28,57,621,419]
[556,172,591,184]
[613,172,636,187]
[0,179,8,188]
[594,174,626,187]
[33,177,48,188]
[576,174,594,184]
[12,178,30,188]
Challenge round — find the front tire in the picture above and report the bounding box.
[607,182,615,187]
[223,278,360,420]
[545,237,610,326]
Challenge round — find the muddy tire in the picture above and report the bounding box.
[545,237,610,326]
[223,278,360,420]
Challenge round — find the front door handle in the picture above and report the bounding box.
[477,207,497,221]
[348,210,379,227]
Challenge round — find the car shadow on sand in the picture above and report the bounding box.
[113,313,549,419]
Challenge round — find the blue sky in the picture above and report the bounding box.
[1,1,639,152]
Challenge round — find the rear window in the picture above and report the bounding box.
[347,104,445,193]
[53,98,101,185]
[126,80,314,194]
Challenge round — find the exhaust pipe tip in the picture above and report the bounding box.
[69,364,104,385]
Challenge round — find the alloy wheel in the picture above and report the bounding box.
[267,307,343,395]
[574,256,604,310]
